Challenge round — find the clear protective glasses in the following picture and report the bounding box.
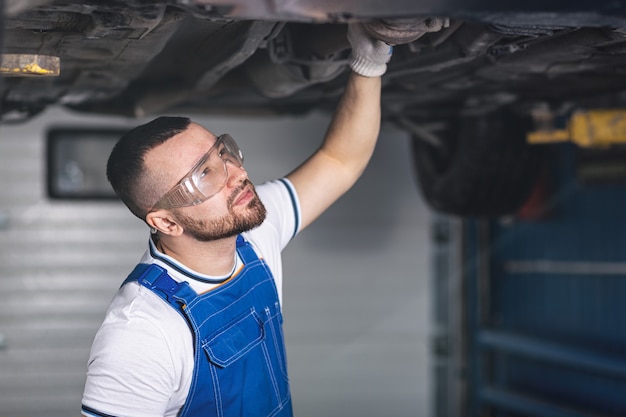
[151,134,244,210]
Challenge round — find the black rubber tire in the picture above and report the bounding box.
[411,109,546,217]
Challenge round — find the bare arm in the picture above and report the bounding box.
[286,71,382,230]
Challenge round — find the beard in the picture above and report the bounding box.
[175,180,267,242]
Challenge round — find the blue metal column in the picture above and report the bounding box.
[463,144,626,417]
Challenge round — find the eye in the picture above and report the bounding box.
[198,166,212,178]
[218,148,234,162]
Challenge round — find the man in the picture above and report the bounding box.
[81,24,392,417]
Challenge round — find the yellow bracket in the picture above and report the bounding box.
[0,54,60,77]
[528,110,626,147]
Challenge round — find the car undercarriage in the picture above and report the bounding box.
[4,0,626,216]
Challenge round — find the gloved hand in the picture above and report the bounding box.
[347,23,393,77]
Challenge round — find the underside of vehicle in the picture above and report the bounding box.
[4,0,626,216]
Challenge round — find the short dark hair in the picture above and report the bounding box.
[107,116,191,220]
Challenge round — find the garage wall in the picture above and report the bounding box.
[0,107,432,417]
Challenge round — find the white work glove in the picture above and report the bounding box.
[347,23,393,77]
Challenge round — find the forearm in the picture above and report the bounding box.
[319,71,382,179]
[286,71,382,229]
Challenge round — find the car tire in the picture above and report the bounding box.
[411,109,546,217]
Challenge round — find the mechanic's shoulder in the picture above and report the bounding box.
[102,280,187,334]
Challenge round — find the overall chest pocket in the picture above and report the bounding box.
[203,309,264,367]
[201,307,291,416]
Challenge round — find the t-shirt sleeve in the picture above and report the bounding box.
[82,290,184,417]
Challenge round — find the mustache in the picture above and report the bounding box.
[228,179,255,206]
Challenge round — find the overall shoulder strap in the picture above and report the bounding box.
[236,234,260,264]
[122,263,198,307]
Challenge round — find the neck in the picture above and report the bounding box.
[155,234,238,276]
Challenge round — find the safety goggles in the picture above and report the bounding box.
[151,134,244,210]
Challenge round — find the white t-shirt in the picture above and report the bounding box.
[82,179,301,417]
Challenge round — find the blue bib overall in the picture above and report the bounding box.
[124,235,293,417]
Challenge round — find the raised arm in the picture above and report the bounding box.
[287,73,381,230]
[286,25,391,231]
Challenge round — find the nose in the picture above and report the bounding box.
[226,161,247,187]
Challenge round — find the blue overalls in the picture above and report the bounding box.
[123,235,293,417]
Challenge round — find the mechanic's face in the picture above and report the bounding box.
[173,177,266,241]
[147,123,266,241]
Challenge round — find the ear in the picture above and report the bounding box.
[146,210,184,237]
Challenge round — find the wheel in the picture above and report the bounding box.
[411,109,546,217]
